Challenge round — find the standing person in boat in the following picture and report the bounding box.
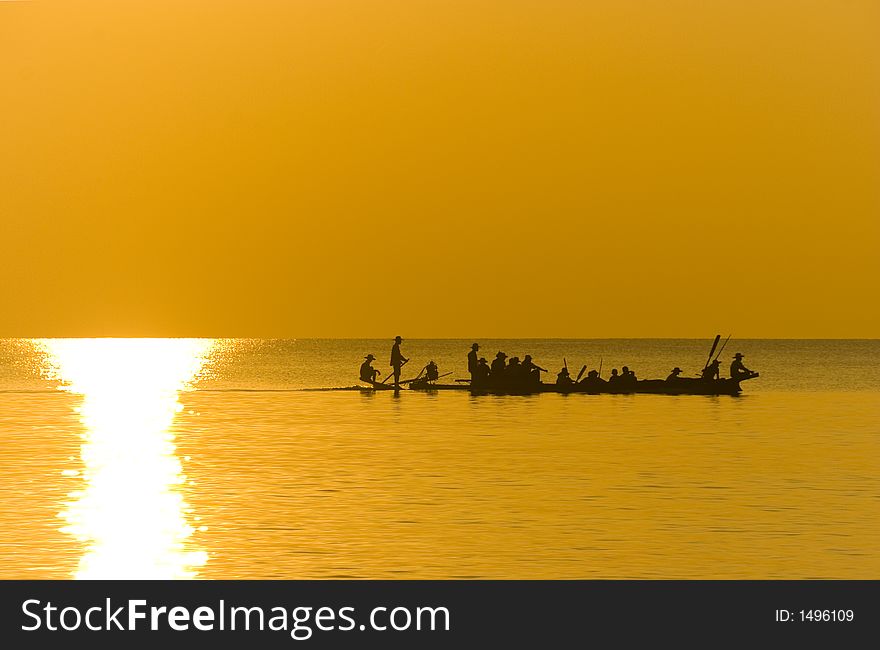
[467,343,480,382]
[490,352,507,378]
[522,355,547,384]
[359,354,380,384]
[729,353,754,380]
[666,367,684,381]
[390,336,409,388]
[701,359,721,381]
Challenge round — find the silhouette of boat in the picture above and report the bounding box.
[355,335,759,396]
[361,381,400,391]
[401,373,758,396]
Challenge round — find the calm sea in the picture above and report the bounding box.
[0,338,877,579]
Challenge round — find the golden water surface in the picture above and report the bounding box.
[0,338,877,579]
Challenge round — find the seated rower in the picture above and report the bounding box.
[522,355,547,384]
[666,367,684,381]
[473,357,491,385]
[506,357,523,383]
[701,359,721,381]
[359,354,380,383]
[490,352,507,376]
[556,366,574,386]
[425,360,440,382]
[579,369,605,387]
[729,353,755,380]
[607,368,620,384]
[621,366,638,385]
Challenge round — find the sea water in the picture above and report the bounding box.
[0,339,877,578]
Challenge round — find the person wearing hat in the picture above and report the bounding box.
[359,354,380,384]
[390,336,409,387]
[467,343,481,381]
[730,352,753,381]
[666,367,684,381]
[490,351,507,377]
[506,356,523,384]
[473,357,491,385]
[522,354,547,384]
[556,365,574,386]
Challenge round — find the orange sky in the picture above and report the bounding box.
[1,1,878,337]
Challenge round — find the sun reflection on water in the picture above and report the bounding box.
[38,338,214,579]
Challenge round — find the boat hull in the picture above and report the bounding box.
[407,375,756,396]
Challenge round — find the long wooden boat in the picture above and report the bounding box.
[402,373,759,396]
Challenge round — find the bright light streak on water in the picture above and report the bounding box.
[37,339,214,579]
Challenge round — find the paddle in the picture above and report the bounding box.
[401,371,452,386]
[410,371,448,382]
[703,334,721,370]
[712,334,732,363]
[380,358,409,384]
[598,357,603,378]
[575,365,587,382]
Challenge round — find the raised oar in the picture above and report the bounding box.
[712,334,732,363]
[575,365,587,382]
[598,357,603,378]
[703,334,721,370]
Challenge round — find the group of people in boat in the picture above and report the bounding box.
[693,352,754,381]
[359,337,756,389]
[359,335,414,387]
[557,365,640,388]
[468,343,546,388]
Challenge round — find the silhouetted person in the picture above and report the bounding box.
[580,369,606,389]
[608,368,620,384]
[360,354,380,383]
[390,336,408,387]
[621,366,637,386]
[522,355,547,384]
[425,360,439,382]
[730,353,753,380]
[666,367,684,381]
[474,357,491,385]
[490,352,507,377]
[701,359,721,381]
[556,366,574,386]
[506,357,523,383]
[467,343,480,381]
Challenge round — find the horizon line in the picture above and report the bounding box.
[4,336,879,341]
